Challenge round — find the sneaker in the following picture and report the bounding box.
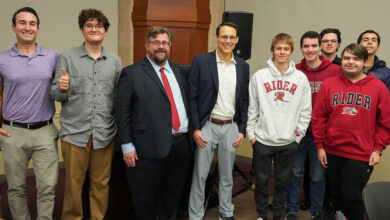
[257,216,267,220]
[311,212,322,220]
[286,214,296,220]
[334,211,347,220]
[219,216,235,220]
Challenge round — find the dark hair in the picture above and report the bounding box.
[12,7,40,26]
[145,26,172,43]
[216,21,238,37]
[78,8,110,30]
[357,30,381,45]
[341,43,368,61]
[300,31,321,48]
[271,33,294,52]
[320,28,341,44]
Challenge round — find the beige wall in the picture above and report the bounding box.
[118,0,134,67]
[225,0,390,182]
[208,0,224,52]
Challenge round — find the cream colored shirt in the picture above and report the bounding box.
[210,51,237,120]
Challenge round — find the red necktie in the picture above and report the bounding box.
[160,67,181,131]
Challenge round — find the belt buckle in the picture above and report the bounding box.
[27,123,33,129]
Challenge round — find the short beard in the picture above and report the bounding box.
[152,55,167,65]
[151,49,168,65]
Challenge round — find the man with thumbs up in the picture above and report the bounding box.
[51,8,122,220]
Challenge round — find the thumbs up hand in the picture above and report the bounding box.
[59,67,70,91]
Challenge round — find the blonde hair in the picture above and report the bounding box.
[271,33,294,52]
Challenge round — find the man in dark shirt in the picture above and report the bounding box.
[320,28,342,66]
[357,30,390,92]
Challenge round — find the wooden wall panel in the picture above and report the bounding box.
[132,0,211,64]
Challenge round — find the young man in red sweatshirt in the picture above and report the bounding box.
[286,31,342,220]
[312,43,390,220]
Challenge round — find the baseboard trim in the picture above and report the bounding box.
[236,155,252,165]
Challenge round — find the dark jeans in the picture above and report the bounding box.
[287,137,325,215]
[327,153,373,220]
[252,141,298,217]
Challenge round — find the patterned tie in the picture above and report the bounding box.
[160,67,181,131]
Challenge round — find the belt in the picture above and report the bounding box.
[210,118,235,125]
[3,119,53,130]
[172,132,186,139]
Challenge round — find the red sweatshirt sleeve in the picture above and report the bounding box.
[373,84,390,152]
[312,80,331,149]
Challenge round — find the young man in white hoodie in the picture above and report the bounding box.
[247,33,312,220]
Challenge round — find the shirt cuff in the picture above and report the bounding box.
[315,142,324,149]
[122,142,136,154]
[373,144,384,152]
[247,130,255,141]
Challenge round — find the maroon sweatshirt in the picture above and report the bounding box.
[296,56,343,137]
[312,73,390,162]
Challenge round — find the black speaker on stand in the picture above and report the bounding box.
[223,11,253,60]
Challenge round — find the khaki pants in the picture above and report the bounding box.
[61,137,115,220]
[0,123,59,220]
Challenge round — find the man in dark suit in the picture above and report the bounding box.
[188,22,250,220]
[116,26,191,220]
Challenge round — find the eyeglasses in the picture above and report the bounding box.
[84,23,105,30]
[148,41,171,47]
[322,39,338,44]
[219,35,237,41]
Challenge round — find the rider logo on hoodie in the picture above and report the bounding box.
[341,107,358,116]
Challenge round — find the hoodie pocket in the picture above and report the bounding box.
[326,126,372,157]
[258,111,296,143]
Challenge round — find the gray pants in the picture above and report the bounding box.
[0,123,59,220]
[189,121,238,220]
[252,141,298,218]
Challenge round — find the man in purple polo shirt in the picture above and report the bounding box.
[0,7,59,219]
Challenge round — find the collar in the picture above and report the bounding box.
[146,55,173,74]
[215,50,236,64]
[79,43,107,59]
[10,43,43,57]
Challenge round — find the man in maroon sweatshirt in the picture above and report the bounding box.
[312,43,390,220]
[286,31,342,220]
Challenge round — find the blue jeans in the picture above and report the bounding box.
[287,137,325,215]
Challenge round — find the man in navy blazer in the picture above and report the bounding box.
[116,26,191,220]
[188,22,249,220]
